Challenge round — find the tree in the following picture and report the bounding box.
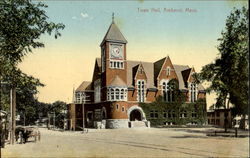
[0,0,65,127]
[0,0,65,64]
[196,7,248,120]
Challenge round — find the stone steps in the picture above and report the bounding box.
[130,121,149,128]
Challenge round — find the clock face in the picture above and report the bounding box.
[110,45,123,59]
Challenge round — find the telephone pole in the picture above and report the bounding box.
[10,87,16,145]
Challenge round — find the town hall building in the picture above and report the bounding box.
[68,17,206,129]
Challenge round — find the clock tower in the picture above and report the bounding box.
[100,14,128,89]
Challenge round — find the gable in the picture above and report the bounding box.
[127,60,155,88]
[133,64,147,85]
[156,56,178,85]
[92,58,101,82]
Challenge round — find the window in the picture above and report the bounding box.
[162,81,173,102]
[168,111,172,118]
[192,111,197,118]
[166,67,171,76]
[111,89,114,100]
[163,111,168,118]
[116,104,119,110]
[120,89,124,100]
[115,89,120,100]
[107,87,127,101]
[180,110,187,118]
[109,60,124,69]
[75,92,81,103]
[150,110,158,118]
[122,106,125,112]
[190,82,197,102]
[137,80,146,102]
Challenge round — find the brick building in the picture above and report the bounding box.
[68,18,206,129]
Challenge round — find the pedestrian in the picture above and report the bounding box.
[18,131,23,144]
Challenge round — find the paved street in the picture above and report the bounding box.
[2,127,249,158]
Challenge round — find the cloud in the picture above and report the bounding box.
[80,13,89,18]
[72,12,93,21]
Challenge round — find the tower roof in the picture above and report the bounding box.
[100,21,127,46]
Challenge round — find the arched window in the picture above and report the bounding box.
[162,81,173,102]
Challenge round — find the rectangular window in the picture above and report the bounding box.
[150,110,158,118]
[166,67,170,76]
[192,113,197,118]
[150,111,154,118]
[137,80,145,102]
[163,111,168,118]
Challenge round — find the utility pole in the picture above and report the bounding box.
[10,87,16,145]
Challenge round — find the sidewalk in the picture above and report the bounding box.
[206,128,249,137]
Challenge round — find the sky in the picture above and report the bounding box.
[18,0,247,107]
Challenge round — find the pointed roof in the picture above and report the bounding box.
[154,57,167,80]
[181,68,192,83]
[172,65,190,90]
[100,22,127,46]
[109,76,127,87]
[76,81,93,92]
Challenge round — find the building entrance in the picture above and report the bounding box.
[130,110,142,121]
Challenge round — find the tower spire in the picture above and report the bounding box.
[112,12,114,23]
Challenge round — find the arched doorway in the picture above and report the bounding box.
[130,109,142,121]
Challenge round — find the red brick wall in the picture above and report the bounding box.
[104,42,127,86]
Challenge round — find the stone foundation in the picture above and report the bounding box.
[106,119,129,129]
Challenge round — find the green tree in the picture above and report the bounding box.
[0,0,65,126]
[0,0,65,64]
[197,7,248,115]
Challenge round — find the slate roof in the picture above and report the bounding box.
[100,22,127,46]
[109,76,127,87]
[76,58,205,92]
[154,57,167,81]
[173,65,190,90]
[96,58,101,70]
[181,68,192,83]
[75,81,93,92]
